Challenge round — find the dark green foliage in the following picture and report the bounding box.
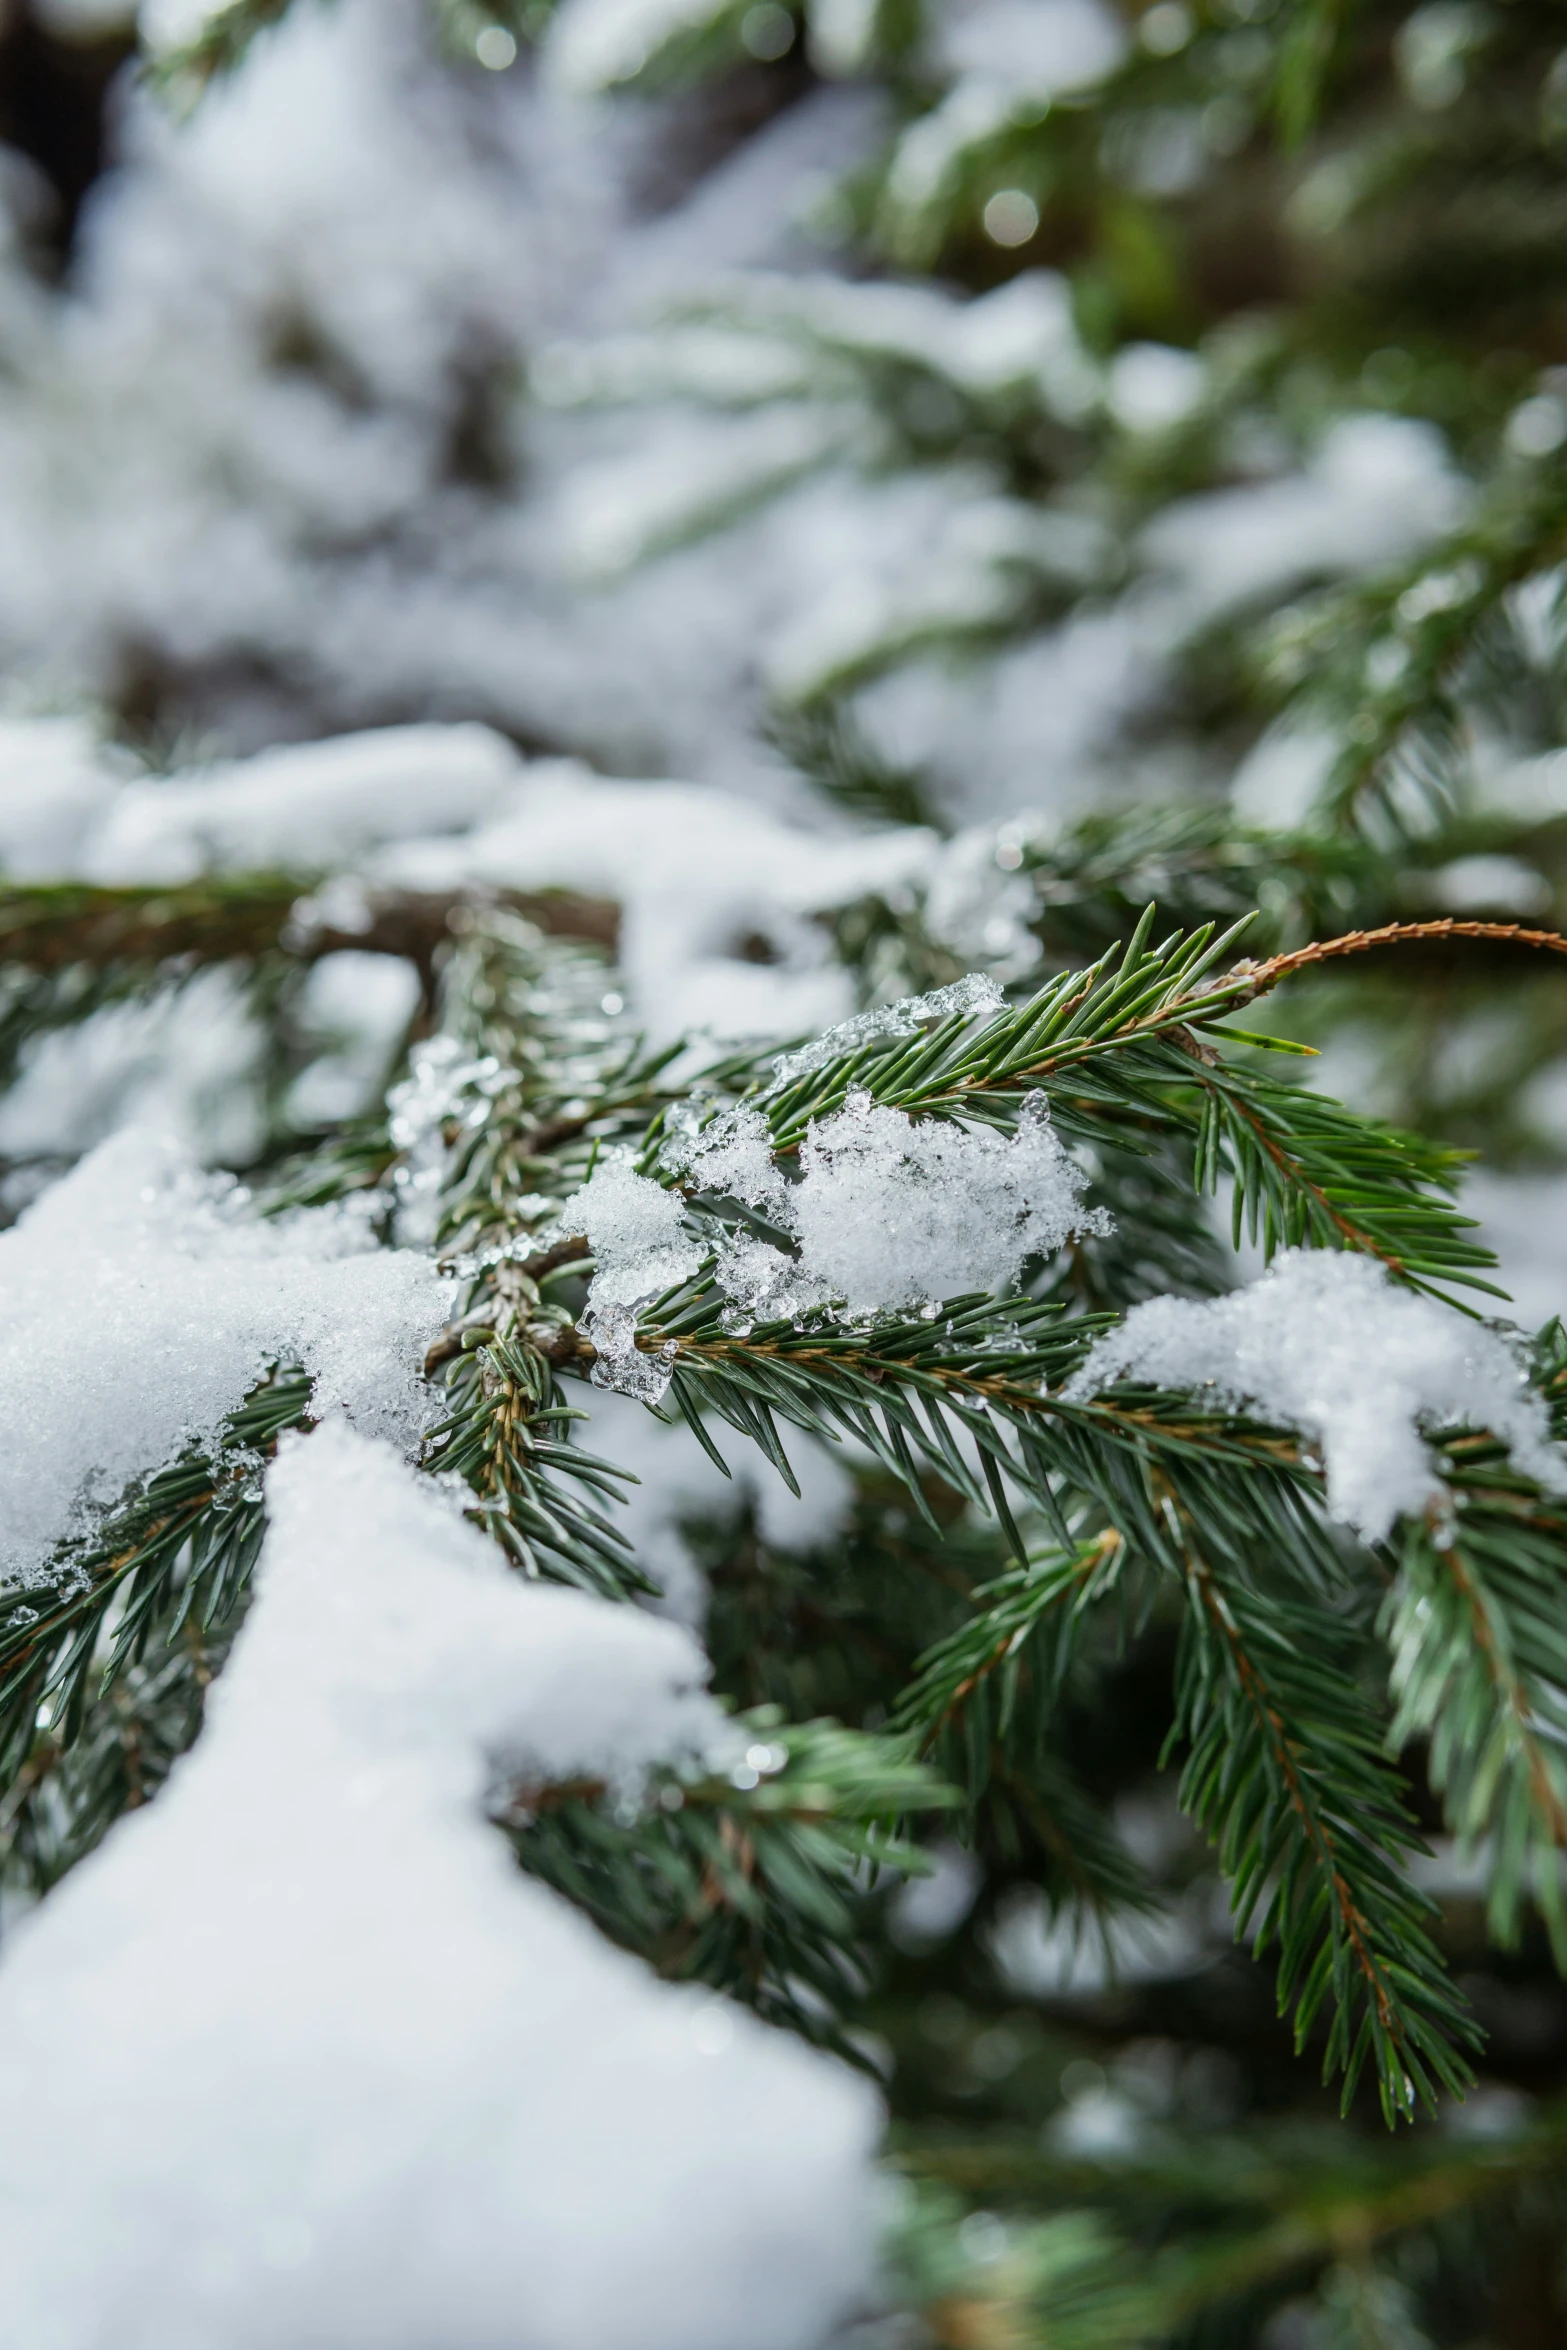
[1172,1556,1478,2121]
[0,1369,312,1894]
[503,1708,953,2052]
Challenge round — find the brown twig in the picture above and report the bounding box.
[1231,918,1567,1000]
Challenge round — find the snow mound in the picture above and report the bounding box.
[0,1424,881,2349]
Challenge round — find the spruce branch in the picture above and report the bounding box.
[667,912,1511,1299]
[426,1324,654,1601]
[1173,1537,1478,2122]
[893,1533,1129,1781]
[0,878,617,991]
[500,1708,955,2052]
[1238,918,1567,992]
[899,2105,1567,2346]
[0,1369,313,1893]
[1384,1334,1567,1962]
[889,1531,1162,1920]
[1265,461,1567,841]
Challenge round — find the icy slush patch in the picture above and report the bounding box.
[0,1127,449,1586]
[0,1425,882,2350]
[1066,1248,1567,1540]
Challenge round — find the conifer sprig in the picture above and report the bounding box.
[1174,1544,1477,2122]
[504,1708,954,2053]
[0,1369,313,1893]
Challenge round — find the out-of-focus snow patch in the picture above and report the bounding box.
[1464,1170,1567,1328]
[852,607,1153,827]
[1142,416,1466,629]
[1419,854,1553,916]
[1480,745,1567,824]
[86,724,522,884]
[286,951,423,1128]
[1106,343,1206,435]
[0,969,269,1167]
[888,1839,982,1949]
[930,0,1127,93]
[0,716,130,878]
[1045,2081,1149,2156]
[374,759,937,1043]
[0,1423,882,2350]
[886,0,1125,227]
[554,405,855,581]
[1229,720,1338,830]
[989,1884,1209,2000]
[545,0,735,93]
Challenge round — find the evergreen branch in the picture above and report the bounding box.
[1384,1356,1567,1961]
[656,1283,1314,1544]
[0,1370,313,1883]
[757,909,1263,1146]
[1237,918,1567,993]
[1173,1537,1478,2122]
[996,801,1392,966]
[1266,460,1567,841]
[892,1532,1125,1775]
[688,913,1514,1298]
[889,1531,1160,1919]
[426,1326,653,1600]
[889,2189,1155,2350]
[1188,1059,1497,1298]
[498,1707,955,2052]
[430,910,767,1261]
[900,2109,1567,2344]
[0,1630,226,1898]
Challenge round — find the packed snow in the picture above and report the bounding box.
[0,1424,882,2349]
[1067,1247,1567,1539]
[0,1127,449,1587]
[724,1088,1110,1321]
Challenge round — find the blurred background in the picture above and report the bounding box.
[3,0,1567,2340]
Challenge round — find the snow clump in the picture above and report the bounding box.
[565,1072,1109,1397]
[0,1423,882,2350]
[1066,1247,1567,1540]
[742,1088,1109,1321]
[0,1127,450,1588]
[560,1152,705,1403]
